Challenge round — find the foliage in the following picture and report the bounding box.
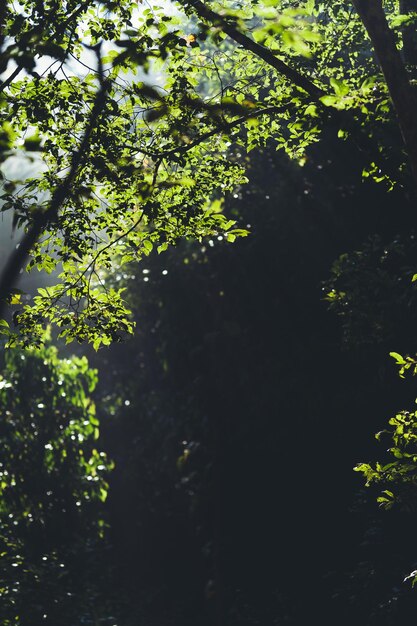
[3,0,417,621]
[0,335,113,625]
[0,0,412,346]
[323,234,417,351]
[355,347,417,516]
[351,347,417,612]
[355,405,417,512]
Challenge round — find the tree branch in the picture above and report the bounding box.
[182,1,417,191]
[180,0,325,100]
[0,0,94,94]
[178,1,397,178]
[0,69,109,319]
[137,104,288,160]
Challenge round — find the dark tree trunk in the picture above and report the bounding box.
[400,0,417,68]
[352,0,417,192]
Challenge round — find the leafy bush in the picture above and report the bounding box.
[0,338,113,625]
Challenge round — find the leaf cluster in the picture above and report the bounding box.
[0,0,410,345]
[0,336,112,623]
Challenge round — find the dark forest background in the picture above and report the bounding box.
[92,133,417,623]
[3,127,417,625]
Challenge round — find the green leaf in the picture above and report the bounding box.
[390,352,406,365]
[143,240,153,255]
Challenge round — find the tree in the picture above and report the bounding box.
[1,0,416,347]
[3,1,417,622]
[0,336,113,625]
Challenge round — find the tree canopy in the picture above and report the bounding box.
[4,1,417,623]
[1,0,417,347]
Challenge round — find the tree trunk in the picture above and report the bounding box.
[400,0,417,68]
[352,0,417,192]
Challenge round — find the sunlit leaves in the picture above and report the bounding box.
[354,403,417,511]
[0,0,410,346]
[0,337,112,622]
[251,3,322,58]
